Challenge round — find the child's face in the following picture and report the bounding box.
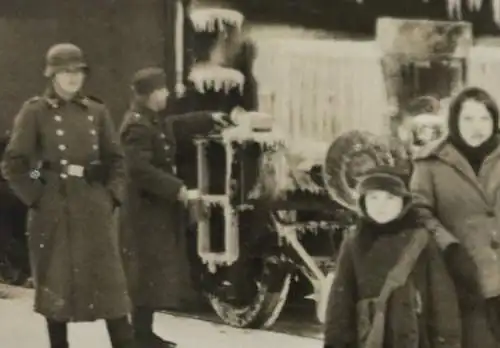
[364,190,404,224]
[416,125,438,144]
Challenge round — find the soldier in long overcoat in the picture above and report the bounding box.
[119,67,237,347]
[1,43,136,348]
[411,87,500,348]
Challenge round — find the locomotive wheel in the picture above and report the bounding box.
[206,256,292,329]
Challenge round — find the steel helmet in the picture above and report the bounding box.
[44,43,88,77]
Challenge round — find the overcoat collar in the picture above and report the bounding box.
[429,137,500,205]
[43,86,90,109]
[130,101,161,125]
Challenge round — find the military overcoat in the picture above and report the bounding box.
[119,103,215,309]
[1,91,130,322]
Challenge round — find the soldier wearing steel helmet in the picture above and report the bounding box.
[1,43,137,348]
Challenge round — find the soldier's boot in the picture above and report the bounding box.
[106,316,138,348]
[132,307,177,348]
[46,318,69,348]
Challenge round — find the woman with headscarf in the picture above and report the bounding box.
[411,86,500,347]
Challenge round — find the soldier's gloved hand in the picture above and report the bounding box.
[187,194,207,225]
[211,112,236,129]
[177,186,189,206]
[109,193,120,211]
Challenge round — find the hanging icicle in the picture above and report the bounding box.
[467,0,475,11]
[190,8,244,33]
[446,0,462,19]
[494,0,500,25]
[188,64,245,94]
[447,0,494,21]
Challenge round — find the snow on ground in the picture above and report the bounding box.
[0,284,321,348]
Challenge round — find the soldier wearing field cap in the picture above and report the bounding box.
[1,43,136,348]
[119,67,238,347]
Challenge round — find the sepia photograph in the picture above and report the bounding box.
[1,0,500,347]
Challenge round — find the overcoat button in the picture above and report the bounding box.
[56,129,64,136]
[54,115,62,122]
[88,115,94,122]
[58,144,67,151]
[60,159,68,165]
[160,134,166,139]
[90,129,97,136]
[60,173,68,179]
[164,145,169,150]
[92,144,99,150]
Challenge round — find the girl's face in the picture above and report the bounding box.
[364,190,403,224]
[458,99,494,147]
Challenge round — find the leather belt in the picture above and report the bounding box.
[37,161,110,184]
[42,162,85,177]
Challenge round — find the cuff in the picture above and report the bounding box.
[434,227,459,250]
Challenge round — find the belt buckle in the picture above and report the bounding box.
[66,164,84,177]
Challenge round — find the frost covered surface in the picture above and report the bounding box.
[246,135,331,199]
[0,286,320,348]
[190,8,244,32]
[188,64,245,94]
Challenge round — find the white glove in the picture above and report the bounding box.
[212,111,236,128]
[177,185,189,206]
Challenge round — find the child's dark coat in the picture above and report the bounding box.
[324,214,461,348]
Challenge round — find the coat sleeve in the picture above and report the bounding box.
[98,106,126,205]
[167,112,215,141]
[0,102,44,207]
[426,239,462,348]
[410,161,459,250]
[324,233,358,348]
[121,122,183,202]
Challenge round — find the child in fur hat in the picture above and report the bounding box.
[323,166,461,348]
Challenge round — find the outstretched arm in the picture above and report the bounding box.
[410,161,459,250]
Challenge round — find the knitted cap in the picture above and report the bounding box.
[44,43,88,77]
[131,67,167,96]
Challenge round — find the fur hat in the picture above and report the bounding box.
[357,166,410,197]
[131,67,167,96]
[356,166,412,216]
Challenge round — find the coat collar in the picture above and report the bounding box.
[43,87,90,109]
[429,137,500,204]
[130,102,161,125]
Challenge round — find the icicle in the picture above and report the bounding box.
[494,0,500,26]
[467,0,475,11]
[447,0,462,19]
[190,9,244,32]
[473,0,483,11]
[188,64,245,94]
[175,0,185,97]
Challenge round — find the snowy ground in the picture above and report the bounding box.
[0,284,322,348]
